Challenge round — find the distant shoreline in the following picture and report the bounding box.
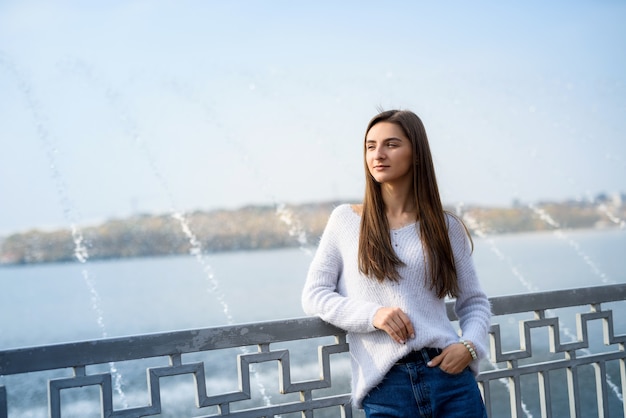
[1,198,624,266]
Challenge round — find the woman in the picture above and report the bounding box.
[302,109,491,417]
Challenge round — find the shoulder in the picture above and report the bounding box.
[330,203,361,220]
[444,212,471,238]
[317,204,360,248]
[350,203,363,216]
[444,212,473,252]
[323,203,361,234]
[443,211,463,229]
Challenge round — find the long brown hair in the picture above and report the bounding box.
[358,109,466,298]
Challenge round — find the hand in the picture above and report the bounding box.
[427,342,474,374]
[372,307,415,344]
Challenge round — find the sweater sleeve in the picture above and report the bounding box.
[301,206,380,333]
[447,215,492,360]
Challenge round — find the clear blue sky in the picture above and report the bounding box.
[1,1,625,235]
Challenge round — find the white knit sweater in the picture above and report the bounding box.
[301,204,491,408]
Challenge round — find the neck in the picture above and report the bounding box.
[380,182,414,212]
[380,183,417,228]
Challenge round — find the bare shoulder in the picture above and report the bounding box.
[350,204,363,216]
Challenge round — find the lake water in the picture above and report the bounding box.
[1,227,625,417]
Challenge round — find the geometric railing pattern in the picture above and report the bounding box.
[0,318,352,418]
[1,283,625,417]
[473,283,626,418]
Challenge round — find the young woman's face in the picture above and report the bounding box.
[365,122,414,185]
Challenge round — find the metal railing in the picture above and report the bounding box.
[1,283,625,417]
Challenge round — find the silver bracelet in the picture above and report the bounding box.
[460,339,478,360]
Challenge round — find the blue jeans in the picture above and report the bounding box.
[362,350,488,417]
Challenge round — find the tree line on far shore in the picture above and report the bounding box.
[1,198,624,265]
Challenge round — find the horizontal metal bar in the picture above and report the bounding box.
[446,283,626,319]
[0,317,343,375]
[195,394,352,418]
[489,283,626,315]
[478,350,626,381]
[4,284,625,376]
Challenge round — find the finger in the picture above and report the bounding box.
[439,346,471,373]
[396,310,415,339]
[373,307,411,344]
[383,308,409,340]
[382,317,407,344]
[427,353,443,367]
[389,317,408,344]
[387,320,407,344]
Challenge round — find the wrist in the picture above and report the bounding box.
[459,339,478,360]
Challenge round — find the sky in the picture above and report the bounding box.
[1,1,625,235]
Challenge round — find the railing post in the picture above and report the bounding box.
[565,352,581,418]
[0,386,6,418]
